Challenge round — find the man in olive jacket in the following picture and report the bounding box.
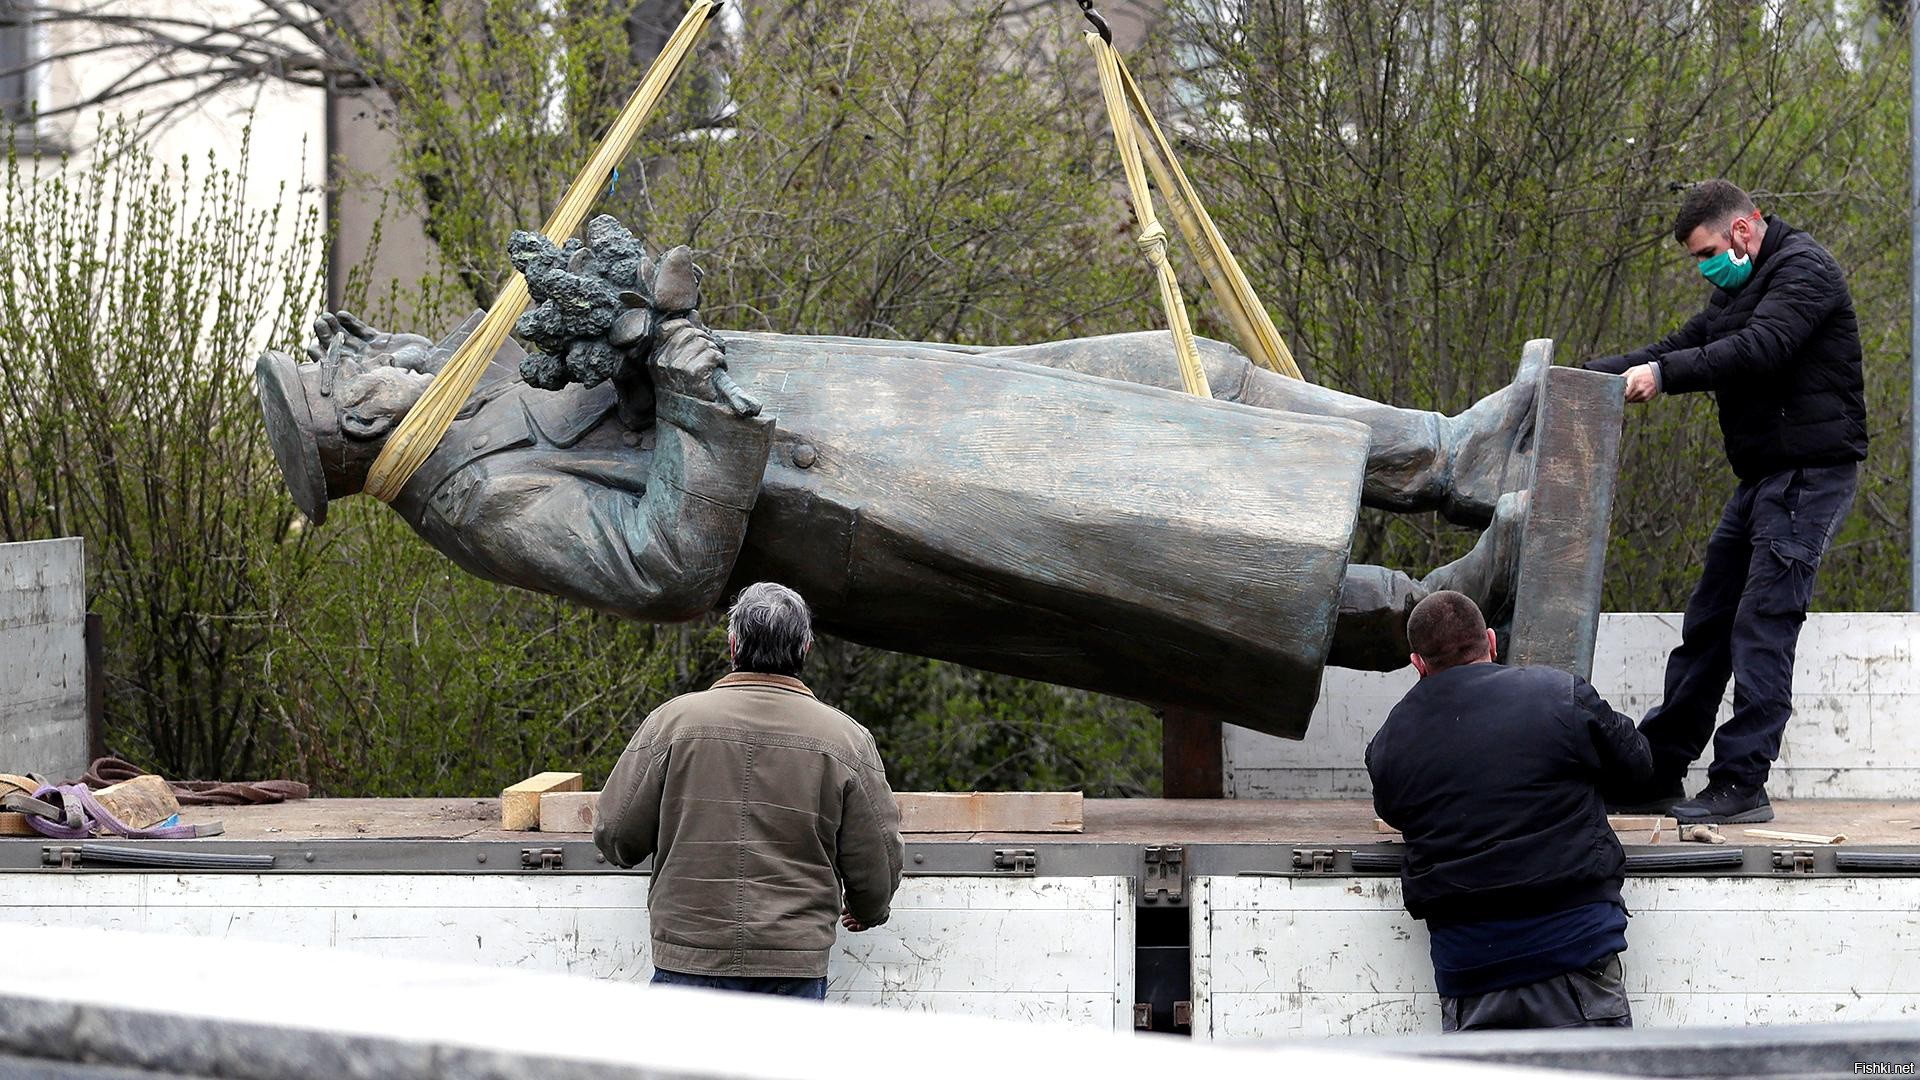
[595,582,904,998]
[1586,180,1866,824]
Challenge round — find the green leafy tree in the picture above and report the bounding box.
[1169,0,1910,609]
[0,122,325,779]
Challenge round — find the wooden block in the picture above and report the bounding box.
[0,812,35,837]
[898,792,1083,834]
[501,771,582,831]
[538,791,600,833]
[1507,356,1627,679]
[1744,828,1847,845]
[95,774,180,830]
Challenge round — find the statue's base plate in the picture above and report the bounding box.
[1504,352,1628,677]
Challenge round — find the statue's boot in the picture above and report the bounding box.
[1436,342,1550,527]
[1421,490,1529,620]
[1228,343,1546,528]
[947,331,1547,526]
[1327,491,1529,672]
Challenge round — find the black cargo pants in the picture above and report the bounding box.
[1637,462,1858,788]
[1441,954,1632,1032]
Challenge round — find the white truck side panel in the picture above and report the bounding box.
[1192,876,1920,1039]
[1227,612,1920,799]
[0,873,1134,1029]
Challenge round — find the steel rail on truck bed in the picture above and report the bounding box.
[7,836,1920,880]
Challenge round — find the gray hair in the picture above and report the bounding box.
[727,582,814,676]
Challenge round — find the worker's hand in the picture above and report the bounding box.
[840,906,870,933]
[1623,363,1660,404]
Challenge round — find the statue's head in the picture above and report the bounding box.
[256,321,436,523]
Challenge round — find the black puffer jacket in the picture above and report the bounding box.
[1366,663,1652,923]
[1585,217,1866,481]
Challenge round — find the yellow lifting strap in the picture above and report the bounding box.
[1081,22,1302,387]
[363,0,724,503]
[1086,33,1208,397]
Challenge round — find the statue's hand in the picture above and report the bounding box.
[649,316,729,402]
[307,311,434,371]
[644,248,760,417]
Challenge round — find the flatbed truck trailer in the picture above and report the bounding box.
[7,796,1920,1039]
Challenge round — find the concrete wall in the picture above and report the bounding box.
[327,87,438,312]
[0,538,87,780]
[1226,613,1920,800]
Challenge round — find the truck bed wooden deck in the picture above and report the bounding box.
[134,796,1920,847]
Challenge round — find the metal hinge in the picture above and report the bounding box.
[1292,848,1339,873]
[1132,1003,1152,1030]
[1772,849,1818,874]
[1141,844,1185,904]
[521,847,565,871]
[992,848,1037,875]
[42,846,79,870]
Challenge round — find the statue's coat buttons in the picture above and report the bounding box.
[792,444,817,468]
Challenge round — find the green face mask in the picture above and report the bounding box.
[1699,248,1753,290]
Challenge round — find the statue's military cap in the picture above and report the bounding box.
[255,350,329,525]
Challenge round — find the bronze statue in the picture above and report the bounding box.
[258,216,1541,738]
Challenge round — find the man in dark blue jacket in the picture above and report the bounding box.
[1586,180,1866,824]
[1367,591,1653,1032]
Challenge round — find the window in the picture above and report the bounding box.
[0,0,30,125]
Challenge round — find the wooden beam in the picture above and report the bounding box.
[1744,828,1847,845]
[538,791,600,833]
[1162,708,1224,798]
[500,771,583,831]
[897,792,1083,834]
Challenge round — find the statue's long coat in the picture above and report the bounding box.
[385,320,1370,737]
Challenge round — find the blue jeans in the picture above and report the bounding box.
[1639,463,1857,787]
[650,967,828,999]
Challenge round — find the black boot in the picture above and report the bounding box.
[1670,781,1774,824]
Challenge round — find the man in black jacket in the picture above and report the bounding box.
[1367,591,1653,1032]
[1585,180,1866,824]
